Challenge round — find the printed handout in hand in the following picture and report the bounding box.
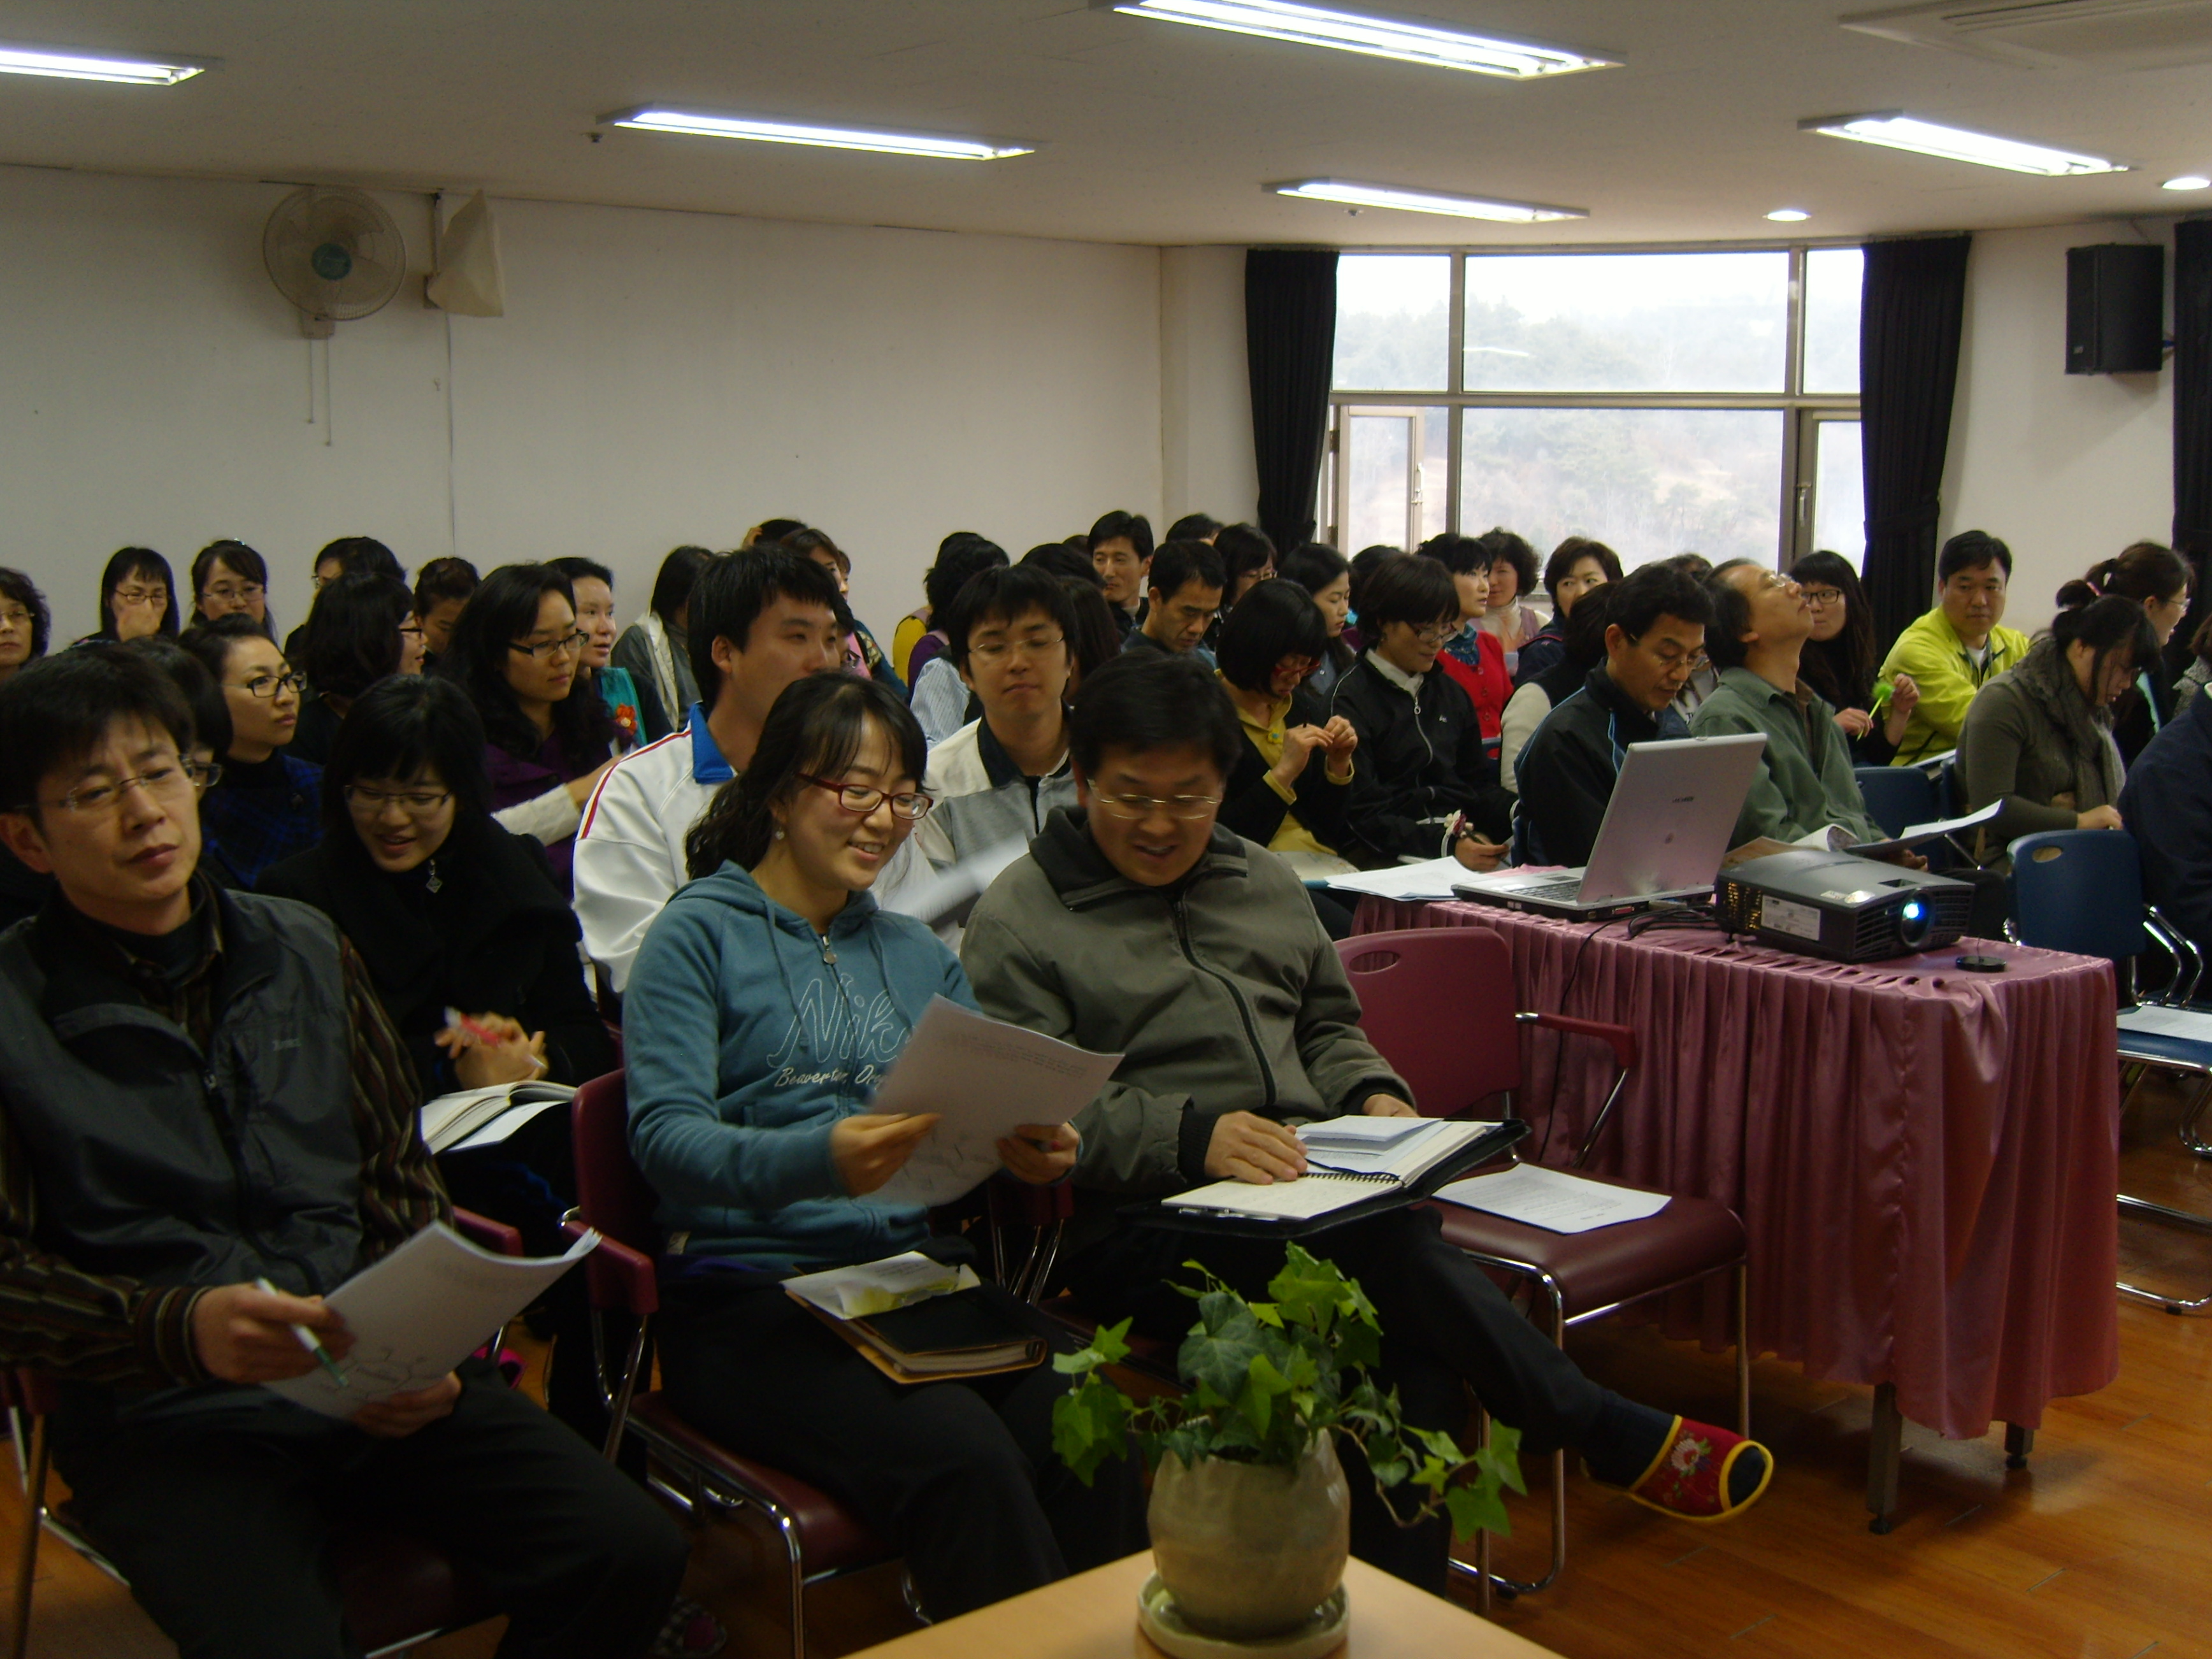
[864,996,1123,1208]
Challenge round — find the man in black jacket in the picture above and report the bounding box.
[1328,554,1511,868]
[1518,563,1713,867]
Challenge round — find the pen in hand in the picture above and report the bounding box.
[255,1277,347,1388]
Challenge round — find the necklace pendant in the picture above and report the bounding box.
[424,861,442,894]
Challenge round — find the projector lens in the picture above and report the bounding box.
[1895,896,1932,949]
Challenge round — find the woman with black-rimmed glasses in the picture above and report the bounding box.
[189,540,274,637]
[434,563,614,891]
[178,615,322,887]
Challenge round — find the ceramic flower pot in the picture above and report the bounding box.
[1146,1435,1351,1640]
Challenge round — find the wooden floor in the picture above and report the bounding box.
[8,1076,2209,1658]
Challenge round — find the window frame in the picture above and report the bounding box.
[1324,241,1863,569]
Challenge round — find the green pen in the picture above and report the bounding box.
[255,1276,348,1388]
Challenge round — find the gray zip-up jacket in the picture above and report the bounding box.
[963,810,1407,1239]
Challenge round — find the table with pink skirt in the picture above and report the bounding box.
[1353,898,2121,1524]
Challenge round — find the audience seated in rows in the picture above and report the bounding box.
[1518,563,1711,868]
[958,652,1772,1593]
[1790,550,1917,766]
[86,547,176,645]
[1214,578,1357,880]
[1278,541,1354,701]
[1212,522,1277,612]
[1473,526,1541,656]
[410,554,477,671]
[624,671,1144,1620]
[1418,533,1512,743]
[290,568,423,765]
[2053,543,2193,766]
[1514,536,1621,689]
[609,543,710,742]
[1328,553,1512,870]
[284,535,404,664]
[0,646,687,1657]
[904,532,1009,692]
[1087,509,1154,637]
[1877,530,2030,766]
[1498,582,1613,797]
[576,549,845,991]
[180,615,321,888]
[1121,538,1224,667]
[549,555,650,755]
[188,539,274,638]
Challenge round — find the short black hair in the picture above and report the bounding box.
[316,536,403,583]
[1216,578,1328,693]
[1356,554,1459,631]
[304,571,415,700]
[1663,552,1714,579]
[1544,536,1624,601]
[1069,652,1240,782]
[1702,571,1755,671]
[190,541,271,631]
[412,556,478,616]
[548,556,614,591]
[1279,543,1349,597]
[1212,524,1276,590]
[1165,512,1221,543]
[126,636,231,760]
[925,535,1009,619]
[99,548,178,640]
[752,517,807,546]
[178,614,278,687]
[1146,539,1226,601]
[1021,542,1105,587]
[1060,578,1122,688]
[1416,533,1487,576]
[1607,562,1714,643]
[650,546,713,623]
[1088,510,1154,563]
[1562,583,1616,672]
[322,673,492,831]
[773,528,847,576]
[686,549,845,706]
[0,647,195,815]
[1347,545,1398,615]
[1939,530,2013,584]
[0,568,51,660]
[945,566,1079,672]
[1474,528,1538,595]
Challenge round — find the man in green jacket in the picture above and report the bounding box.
[963,653,1771,1595]
[1876,531,2032,765]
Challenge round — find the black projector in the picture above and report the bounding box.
[1713,849,1973,962]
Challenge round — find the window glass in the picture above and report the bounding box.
[1803,247,1864,395]
[1458,409,1785,567]
[1342,406,1450,551]
[1462,252,1789,392]
[1333,255,1450,391]
[1811,419,1864,567]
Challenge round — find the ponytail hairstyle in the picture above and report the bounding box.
[2055,542,2192,612]
[684,671,926,880]
[2048,593,2159,700]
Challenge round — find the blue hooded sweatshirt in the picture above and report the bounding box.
[625,860,976,1274]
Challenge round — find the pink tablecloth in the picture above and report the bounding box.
[1354,899,2121,1440]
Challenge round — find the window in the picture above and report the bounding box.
[1325,246,1862,571]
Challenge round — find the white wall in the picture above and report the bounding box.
[1943,219,2177,636]
[0,165,1176,645]
[1159,246,1259,531]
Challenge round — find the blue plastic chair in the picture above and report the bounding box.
[1854,766,1937,838]
[2009,829,2212,1313]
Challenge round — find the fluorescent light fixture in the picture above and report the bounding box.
[1801,112,2125,177]
[1765,208,1811,222]
[1096,0,1616,78]
[2164,175,2211,190]
[601,106,1031,161]
[0,43,210,85]
[1272,178,1586,222]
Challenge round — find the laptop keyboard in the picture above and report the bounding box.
[1509,879,1589,902]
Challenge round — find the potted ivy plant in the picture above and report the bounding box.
[1052,1244,1523,1642]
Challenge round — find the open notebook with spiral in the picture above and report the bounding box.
[1153,1116,1525,1233]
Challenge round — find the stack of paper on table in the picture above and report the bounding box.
[1435,1163,1671,1233]
[1163,1117,1503,1223]
[1325,857,1476,901]
[2118,1004,2212,1044]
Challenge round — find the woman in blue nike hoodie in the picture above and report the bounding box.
[624,670,1142,1619]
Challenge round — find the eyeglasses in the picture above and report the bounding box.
[399,622,426,642]
[1801,588,1844,608]
[344,785,453,816]
[968,633,1066,664]
[201,583,265,605]
[234,671,306,699]
[48,758,219,815]
[1406,623,1454,648]
[507,631,587,660]
[1625,633,1711,675]
[0,608,32,629]
[1090,791,1223,821]
[111,587,167,608]
[796,775,935,821]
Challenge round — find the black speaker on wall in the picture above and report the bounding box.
[2067,243,2165,375]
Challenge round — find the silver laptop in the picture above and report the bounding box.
[1453,732,1767,918]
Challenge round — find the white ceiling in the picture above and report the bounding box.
[1,0,2208,247]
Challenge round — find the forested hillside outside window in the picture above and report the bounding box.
[1325,247,1864,576]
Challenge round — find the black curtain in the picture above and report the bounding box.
[1246,249,1338,554]
[1859,234,1972,652]
[2167,220,2212,679]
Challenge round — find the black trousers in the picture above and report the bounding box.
[52,1361,689,1659]
[1061,1204,1612,1592]
[656,1276,1148,1621]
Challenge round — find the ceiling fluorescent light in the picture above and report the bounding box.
[1801,112,2125,176]
[1272,179,1586,222]
[602,107,1031,161]
[0,43,210,85]
[1098,0,1616,77]
[1765,208,1811,222]
[2164,175,2211,191]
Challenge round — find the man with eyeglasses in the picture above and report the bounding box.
[1516,563,1714,867]
[963,652,1774,1596]
[0,645,689,1658]
[875,567,1082,938]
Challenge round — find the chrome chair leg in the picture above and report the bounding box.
[10,1412,45,1659]
[1734,1263,1751,1439]
[2117,1195,2212,1313]
[1866,1382,1900,1535]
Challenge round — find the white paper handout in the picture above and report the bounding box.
[1325,856,1472,901]
[2118,1003,2212,1044]
[1436,1163,1671,1233]
[865,997,1123,1207]
[1165,1119,1504,1223]
[262,1221,598,1417]
[1845,799,2003,858]
[784,1251,981,1319]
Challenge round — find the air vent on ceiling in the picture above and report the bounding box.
[1842,0,2212,70]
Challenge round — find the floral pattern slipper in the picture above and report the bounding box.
[1599,1414,1774,1523]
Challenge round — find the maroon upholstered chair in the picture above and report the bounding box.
[567,1070,896,1659]
[1338,927,1749,1602]
[5,1209,523,1659]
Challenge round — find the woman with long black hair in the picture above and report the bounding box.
[1792,550,1919,765]
[288,570,424,765]
[82,547,178,644]
[435,563,614,890]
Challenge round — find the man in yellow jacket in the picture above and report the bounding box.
[1878,529,2032,765]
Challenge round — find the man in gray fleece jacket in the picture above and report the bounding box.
[965,654,1772,1593]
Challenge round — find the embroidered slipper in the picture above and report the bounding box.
[1593,1415,1774,1523]
[651,1597,728,1658]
